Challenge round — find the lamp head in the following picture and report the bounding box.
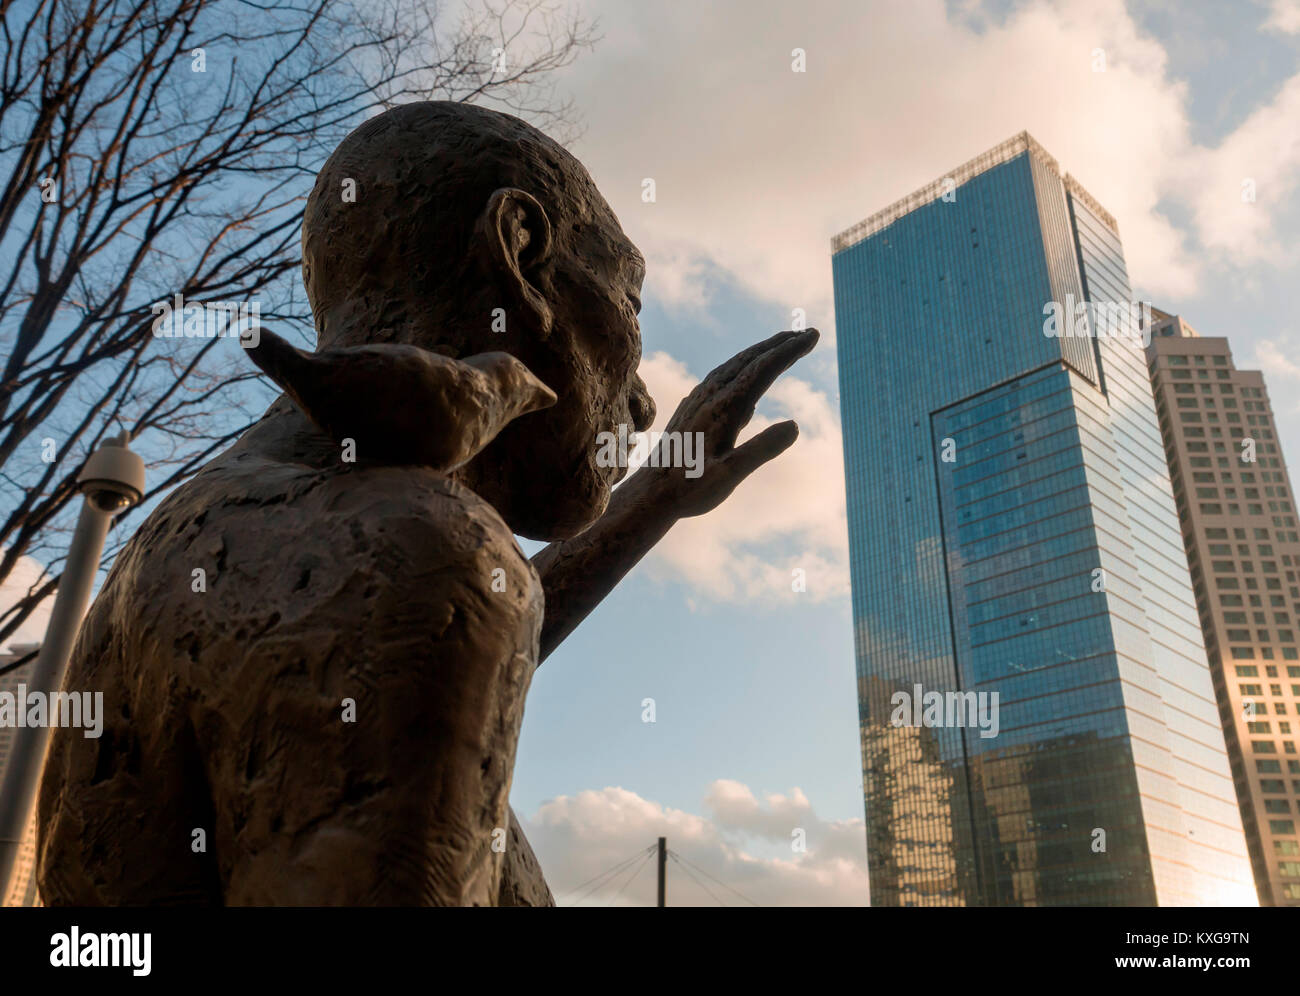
[77,434,145,512]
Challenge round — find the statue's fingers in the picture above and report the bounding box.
[699,329,808,391]
[733,328,818,405]
[667,329,816,436]
[717,328,818,440]
[719,419,800,481]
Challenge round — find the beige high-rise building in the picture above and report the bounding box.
[1146,311,1300,907]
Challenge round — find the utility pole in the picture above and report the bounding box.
[657,836,666,907]
[0,434,144,901]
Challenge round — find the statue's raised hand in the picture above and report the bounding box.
[633,328,819,518]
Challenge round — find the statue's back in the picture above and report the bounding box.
[39,436,543,905]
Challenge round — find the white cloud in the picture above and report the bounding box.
[561,0,1300,328]
[1254,337,1300,380]
[635,351,848,604]
[554,1,1300,603]
[1251,336,1300,413]
[642,245,717,317]
[704,778,811,839]
[521,780,869,906]
[1265,0,1300,34]
[1178,72,1300,264]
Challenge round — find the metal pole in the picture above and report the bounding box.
[0,434,142,903]
[657,836,666,907]
[0,500,112,896]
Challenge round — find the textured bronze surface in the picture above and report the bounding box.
[37,101,815,905]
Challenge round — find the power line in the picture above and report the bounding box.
[668,849,761,907]
[565,844,655,906]
[558,839,764,908]
[607,848,655,906]
[568,847,653,906]
[567,843,654,896]
[667,852,728,907]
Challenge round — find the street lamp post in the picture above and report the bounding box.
[0,433,144,902]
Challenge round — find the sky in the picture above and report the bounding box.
[4,0,1300,907]
[502,0,1300,906]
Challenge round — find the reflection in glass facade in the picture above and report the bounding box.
[833,133,1256,906]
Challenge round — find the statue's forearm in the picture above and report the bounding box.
[532,471,676,664]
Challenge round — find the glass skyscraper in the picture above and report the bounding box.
[832,132,1256,906]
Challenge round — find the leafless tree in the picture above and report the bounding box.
[0,0,597,658]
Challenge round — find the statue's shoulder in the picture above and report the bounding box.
[111,452,540,642]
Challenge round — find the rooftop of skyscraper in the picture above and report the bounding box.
[831,130,1117,254]
[1146,307,1203,339]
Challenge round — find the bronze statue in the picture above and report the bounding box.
[37,101,817,905]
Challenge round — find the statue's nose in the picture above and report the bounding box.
[629,375,655,433]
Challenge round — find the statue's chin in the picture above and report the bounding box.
[504,485,609,543]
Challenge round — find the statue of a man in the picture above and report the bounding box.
[37,101,816,905]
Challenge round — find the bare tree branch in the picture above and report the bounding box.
[0,0,597,643]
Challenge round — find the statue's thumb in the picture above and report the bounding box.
[725,420,799,478]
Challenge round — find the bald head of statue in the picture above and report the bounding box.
[300,101,655,540]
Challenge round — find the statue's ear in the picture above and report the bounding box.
[476,188,554,339]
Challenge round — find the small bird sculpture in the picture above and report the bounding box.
[246,328,557,471]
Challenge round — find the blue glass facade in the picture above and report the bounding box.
[834,136,1256,906]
